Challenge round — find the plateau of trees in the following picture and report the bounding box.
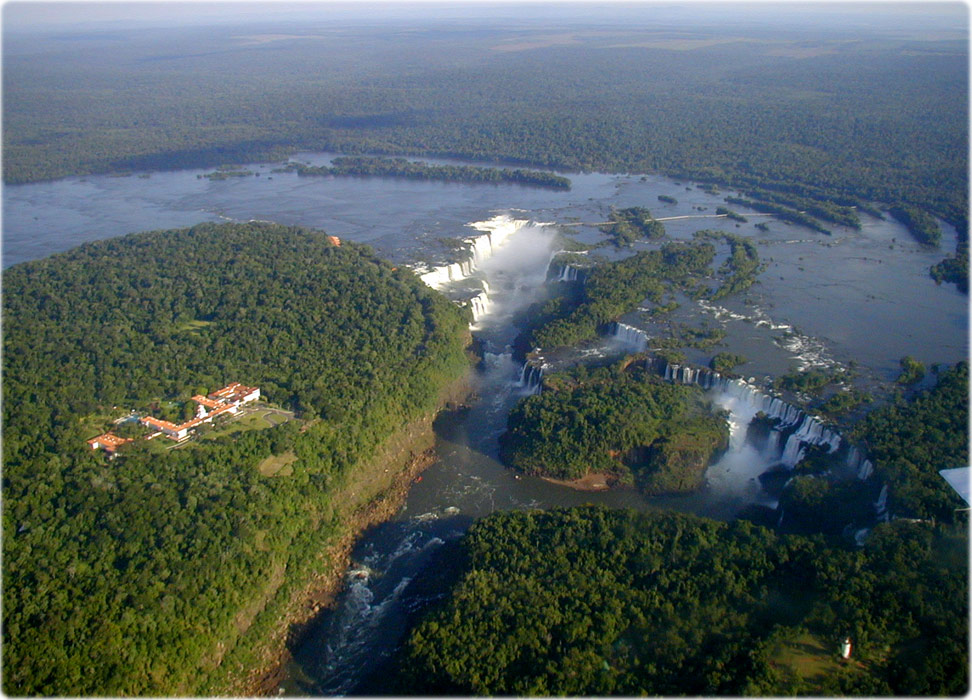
[931,241,969,292]
[693,230,765,300]
[777,361,968,538]
[896,355,927,385]
[499,362,727,492]
[398,506,968,696]
[851,361,969,523]
[528,230,764,350]
[710,352,747,375]
[598,207,665,247]
[529,241,716,349]
[736,188,862,229]
[715,206,748,222]
[724,196,832,234]
[1,222,470,695]
[284,156,571,189]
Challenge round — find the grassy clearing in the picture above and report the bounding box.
[198,407,296,441]
[770,630,849,690]
[175,319,215,334]
[257,450,297,477]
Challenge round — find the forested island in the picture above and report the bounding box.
[283,156,571,190]
[598,207,665,246]
[528,241,714,349]
[500,362,727,493]
[526,231,763,350]
[1,222,471,695]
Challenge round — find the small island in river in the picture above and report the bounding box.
[500,360,728,495]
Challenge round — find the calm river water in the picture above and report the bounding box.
[4,154,967,694]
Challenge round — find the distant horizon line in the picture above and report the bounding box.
[4,0,967,34]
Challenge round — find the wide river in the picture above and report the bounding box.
[4,153,967,694]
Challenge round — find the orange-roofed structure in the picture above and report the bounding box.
[208,382,261,406]
[328,235,341,247]
[87,432,133,453]
[192,395,222,409]
[91,382,261,450]
[136,382,261,442]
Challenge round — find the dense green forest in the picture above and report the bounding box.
[4,15,966,286]
[284,155,571,189]
[399,506,968,695]
[529,240,716,349]
[526,230,764,350]
[500,361,727,492]
[851,362,969,523]
[770,359,967,541]
[889,204,944,246]
[598,207,665,247]
[1,222,470,695]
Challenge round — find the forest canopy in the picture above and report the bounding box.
[399,506,968,696]
[500,361,727,493]
[284,156,571,189]
[1,222,470,695]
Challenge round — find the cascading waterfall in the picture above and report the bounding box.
[516,361,544,394]
[549,263,584,282]
[609,322,649,353]
[845,445,874,481]
[468,289,492,323]
[416,215,529,290]
[648,356,865,474]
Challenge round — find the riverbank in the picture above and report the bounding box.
[540,472,615,491]
[215,371,475,696]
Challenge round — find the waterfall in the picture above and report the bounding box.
[609,322,649,353]
[846,446,874,480]
[416,215,530,290]
[874,483,890,520]
[548,263,585,282]
[468,288,492,323]
[649,357,855,471]
[517,361,544,394]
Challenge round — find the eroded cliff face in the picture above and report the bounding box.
[219,371,475,697]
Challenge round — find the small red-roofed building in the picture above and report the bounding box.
[87,432,133,453]
[328,235,341,247]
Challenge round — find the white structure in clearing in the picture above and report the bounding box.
[138,382,261,442]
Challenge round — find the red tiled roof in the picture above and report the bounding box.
[192,395,222,409]
[87,432,133,452]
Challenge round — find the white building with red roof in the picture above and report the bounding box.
[86,432,133,453]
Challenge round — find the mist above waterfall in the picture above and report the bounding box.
[473,221,556,328]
